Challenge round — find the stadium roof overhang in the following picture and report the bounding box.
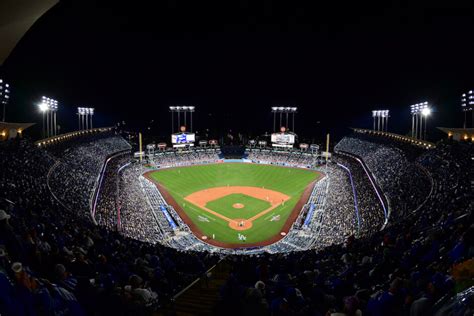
[0,0,58,65]
[0,121,35,140]
[437,127,474,142]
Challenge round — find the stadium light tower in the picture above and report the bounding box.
[371,110,389,132]
[410,102,430,140]
[421,107,431,140]
[38,96,59,138]
[461,90,473,128]
[77,107,84,130]
[271,106,297,132]
[38,101,48,138]
[169,106,195,133]
[77,107,95,130]
[382,110,389,131]
[89,108,94,129]
[51,102,58,136]
[372,110,377,130]
[0,79,10,122]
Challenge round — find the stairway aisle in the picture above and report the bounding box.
[158,261,230,316]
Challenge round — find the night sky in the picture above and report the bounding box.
[2,0,474,143]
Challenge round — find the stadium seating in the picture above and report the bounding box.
[0,132,472,315]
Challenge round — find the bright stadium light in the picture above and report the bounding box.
[38,96,59,138]
[461,90,474,128]
[39,102,48,112]
[169,105,196,133]
[77,107,95,130]
[409,101,430,140]
[371,109,389,132]
[271,106,298,132]
[1,78,11,122]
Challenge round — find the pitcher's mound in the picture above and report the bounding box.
[229,219,253,231]
[233,203,245,209]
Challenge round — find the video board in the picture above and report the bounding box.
[271,133,295,144]
[171,133,195,144]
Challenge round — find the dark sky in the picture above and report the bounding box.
[2,0,474,142]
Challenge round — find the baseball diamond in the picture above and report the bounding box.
[146,163,320,247]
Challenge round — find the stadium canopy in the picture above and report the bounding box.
[0,0,58,65]
[437,127,474,142]
[0,121,35,140]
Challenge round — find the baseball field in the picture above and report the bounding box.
[147,163,320,248]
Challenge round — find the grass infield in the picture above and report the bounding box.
[148,163,320,247]
[205,193,271,219]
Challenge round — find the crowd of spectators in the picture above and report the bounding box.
[0,137,218,315]
[94,153,132,231]
[151,149,220,168]
[216,138,473,316]
[0,132,472,315]
[335,134,432,218]
[48,136,131,216]
[334,155,386,235]
[247,149,319,168]
[118,166,163,244]
[316,164,359,248]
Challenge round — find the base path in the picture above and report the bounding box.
[184,186,290,229]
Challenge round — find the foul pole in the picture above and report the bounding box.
[139,132,143,162]
[325,133,330,167]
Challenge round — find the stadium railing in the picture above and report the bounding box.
[35,127,114,147]
[351,127,436,149]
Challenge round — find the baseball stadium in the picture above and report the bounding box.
[0,2,473,316]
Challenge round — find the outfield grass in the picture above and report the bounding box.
[149,163,319,245]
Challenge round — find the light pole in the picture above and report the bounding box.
[421,107,431,140]
[271,106,297,132]
[383,110,389,131]
[77,107,95,130]
[371,110,389,132]
[272,107,277,131]
[372,111,377,130]
[39,102,48,138]
[410,102,429,140]
[77,108,82,130]
[51,104,58,136]
[38,96,58,137]
[39,96,59,138]
[169,106,195,133]
[461,90,473,128]
[0,79,10,122]
[377,111,381,131]
[89,108,94,129]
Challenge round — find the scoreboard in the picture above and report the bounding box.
[171,133,195,144]
[271,132,295,147]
